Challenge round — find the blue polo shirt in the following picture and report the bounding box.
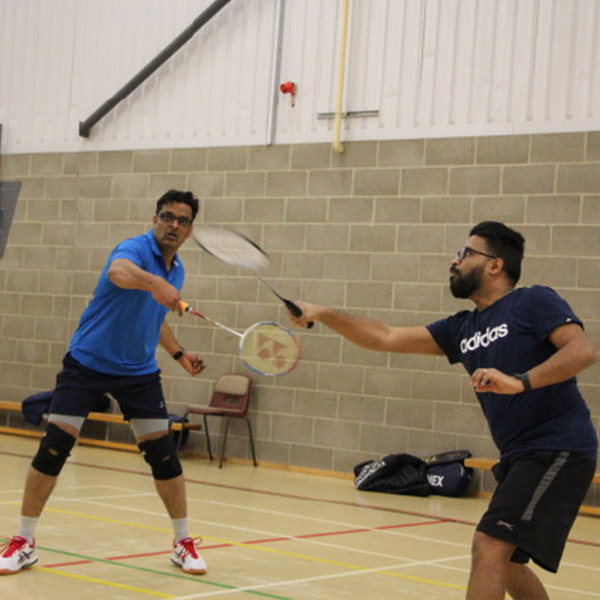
[69,230,185,375]
[426,286,598,460]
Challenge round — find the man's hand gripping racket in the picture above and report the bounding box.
[191,226,313,328]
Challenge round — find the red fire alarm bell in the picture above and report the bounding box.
[279,81,296,106]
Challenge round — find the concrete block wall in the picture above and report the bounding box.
[0,134,599,495]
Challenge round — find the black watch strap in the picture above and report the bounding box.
[514,372,532,392]
[172,349,185,360]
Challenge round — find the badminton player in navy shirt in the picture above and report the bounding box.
[289,221,597,600]
[0,190,209,577]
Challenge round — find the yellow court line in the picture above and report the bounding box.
[208,538,466,592]
[46,507,465,592]
[35,566,175,598]
[46,507,173,533]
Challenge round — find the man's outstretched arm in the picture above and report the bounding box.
[289,301,444,355]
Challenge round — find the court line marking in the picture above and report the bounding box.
[35,506,493,596]
[37,493,600,600]
[171,558,468,600]
[4,492,600,598]
[34,566,176,598]
[173,551,600,600]
[38,506,471,593]
[2,448,595,595]
[50,495,600,575]
[2,447,598,549]
[81,498,473,557]
[52,491,155,502]
[29,531,600,600]
[0,484,112,495]
[0,450,483,524]
[71,495,600,596]
[30,546,293,600]
[44,513,448,567]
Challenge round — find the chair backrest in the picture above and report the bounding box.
[209,374,252,416]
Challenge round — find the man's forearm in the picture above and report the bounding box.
[528,338,596,389]
[316,307,396,351]
[159,322,182,356]
[108,258,161,291]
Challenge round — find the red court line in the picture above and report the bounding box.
[2,448,599,550]
[42,519,445,568]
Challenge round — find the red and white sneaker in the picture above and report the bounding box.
[171,537,207,574]
[0,536,38,575]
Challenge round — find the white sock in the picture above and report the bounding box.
[19,516,38,543]
[172,518,189,542]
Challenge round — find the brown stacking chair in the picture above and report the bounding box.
[180,374,257,468]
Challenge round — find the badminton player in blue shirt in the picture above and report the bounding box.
[0,190,209,576]
[289,221,597,600]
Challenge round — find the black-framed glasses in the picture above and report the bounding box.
[455,246,497,262]
[158,211,192,228]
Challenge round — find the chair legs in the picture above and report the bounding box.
[184,413,258,468]
[245,417,257,466]
[218,417,230,468]
[202,414,213,460]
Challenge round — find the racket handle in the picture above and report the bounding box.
[179,300,190,312]
[283,299,314,329]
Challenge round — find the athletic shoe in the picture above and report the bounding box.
[0,536,38,575]
[171,537,207,574]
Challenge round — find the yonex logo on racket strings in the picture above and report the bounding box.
[460,324,508,353]
[256,333,290,369]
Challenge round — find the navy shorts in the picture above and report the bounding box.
[476,450,596,573]
[50,353,168,420]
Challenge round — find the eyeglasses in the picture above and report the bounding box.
[455,246,497,262]
[157,211,192,228]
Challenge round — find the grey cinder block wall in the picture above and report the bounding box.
[0,134,599,503]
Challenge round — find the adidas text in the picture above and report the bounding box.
[460,324,508,353]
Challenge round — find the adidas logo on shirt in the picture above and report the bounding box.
[460,324,509,353]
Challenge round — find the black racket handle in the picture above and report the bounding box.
[283,299,314,329]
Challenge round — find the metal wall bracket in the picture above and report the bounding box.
[317,109,380,120]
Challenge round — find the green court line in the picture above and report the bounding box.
[1,539,291,600]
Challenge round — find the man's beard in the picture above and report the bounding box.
[449,265,484,298]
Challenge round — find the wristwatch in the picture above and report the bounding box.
[172,348,185,360]
[514,372,532,392]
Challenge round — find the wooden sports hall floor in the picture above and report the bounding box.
[1,435,599,600]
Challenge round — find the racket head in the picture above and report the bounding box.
[239,322,300,376]
[191,225,270,271]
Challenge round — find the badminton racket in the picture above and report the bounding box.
[191,225,314,328]
[180,301,300,377]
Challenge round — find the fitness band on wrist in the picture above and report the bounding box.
[514,372,532,392]
[172,349,185,360]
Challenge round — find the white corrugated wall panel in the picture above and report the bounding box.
[70,0,276,149]
[1,0,599,154]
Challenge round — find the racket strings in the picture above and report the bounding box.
[193,227,270,270]
[240,323,300,376]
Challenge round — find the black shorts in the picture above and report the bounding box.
[50,353,168,420]
[476,450,596,573]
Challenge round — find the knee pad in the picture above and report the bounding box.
[138,434,182,481]
[31,423,77,476]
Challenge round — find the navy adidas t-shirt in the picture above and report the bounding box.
[426,286,598,460]
[69,230,184,375]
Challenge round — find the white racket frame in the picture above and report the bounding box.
[180,302,300,376]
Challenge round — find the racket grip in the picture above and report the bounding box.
[179,300,190,312]
[283,299,314,329]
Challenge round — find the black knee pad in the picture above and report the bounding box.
[31,423,77,476]
[138,434,182,481]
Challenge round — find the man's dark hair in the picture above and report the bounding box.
[469,221,525,284]
[156,190,200,221]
